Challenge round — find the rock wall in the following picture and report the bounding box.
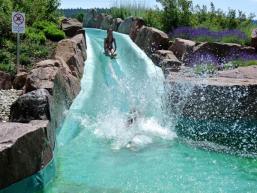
[0,121,50,189]
[0,18,87,189]
[166,67,257,153]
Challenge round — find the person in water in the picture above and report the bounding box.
[104,29,117,57]
[127,108,139,127]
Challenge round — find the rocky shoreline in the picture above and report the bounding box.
[0,18,87,190]
[0,89,22,122]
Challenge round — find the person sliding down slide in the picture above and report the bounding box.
[104,29,117,59]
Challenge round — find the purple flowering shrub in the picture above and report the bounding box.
[170,27,249,45]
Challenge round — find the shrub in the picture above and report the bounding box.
[44,25,65,41]
[26,27,46,44]
[0,63,15,75]
[76,13,85,23]
[33,20,65,42]
[20,54,31,66]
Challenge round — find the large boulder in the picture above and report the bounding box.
[25,60,61,94]
[61,18,83,37]
[0,71,12,90]
[49,66,81,131]
[85,12,105,28]
[151,50,182,73]
[9,89,51,123]
[135,27,170,55]
[54,38,84,78]
[111,18,123,31]
[0,120,52,189]
[129,18,145,41]
[71,34,87,61]
[251,28,257,51]
[166,68,257,153]
[118,17,135,34]
[217,65,257,79]
[100,15,113,30]
[169,38,196,61]
[185,42,257,66]
[13,72,28,90]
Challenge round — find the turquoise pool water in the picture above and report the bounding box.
[38,29,257,193]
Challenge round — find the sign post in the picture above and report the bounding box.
[12,12,25,72]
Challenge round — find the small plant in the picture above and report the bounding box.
[194,64,217,75]
[230,60,257,68]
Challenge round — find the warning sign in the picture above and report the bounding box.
[12,12,25,33]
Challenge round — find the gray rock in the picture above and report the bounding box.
[13,72,28,90]
[0,71,12,90]
[251,28,257,51]
[54,39,84,79]
[25,60,61,94]
[71,34,87,62]
[169,38,196,61]
[129,18,145,41]
[118,17,135,34]
[85,12,105,28]
[61,18,83,37]
[151,50,182,73]
[111,18,123,31]
[9,89,51,123]
[185,42,257,66]
[135,27,170,55]
[49,67,81,131]
[0,120,52,189]
[100,15,113,30]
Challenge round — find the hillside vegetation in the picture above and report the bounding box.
[0,0,65,74]
[109,0,256,45]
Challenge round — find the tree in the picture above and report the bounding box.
[157,0,193,32]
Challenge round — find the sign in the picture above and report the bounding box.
[12,12,25,33]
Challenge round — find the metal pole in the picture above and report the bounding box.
[17,32,20,72]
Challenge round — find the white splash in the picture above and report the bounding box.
[80,109,177,151]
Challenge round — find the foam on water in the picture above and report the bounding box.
[80,109,177,151]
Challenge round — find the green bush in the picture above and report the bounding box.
[44,25,65,41]
[0,63,15,75]
[26,27,46,44]
[76,13,85,23]
[20,54,31,66]
[33,20,65,42]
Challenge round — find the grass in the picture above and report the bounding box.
[230,60,257,68]
[110,0,163,30]
[194,60,257,75]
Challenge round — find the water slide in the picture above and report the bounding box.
[3,29,257,193]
